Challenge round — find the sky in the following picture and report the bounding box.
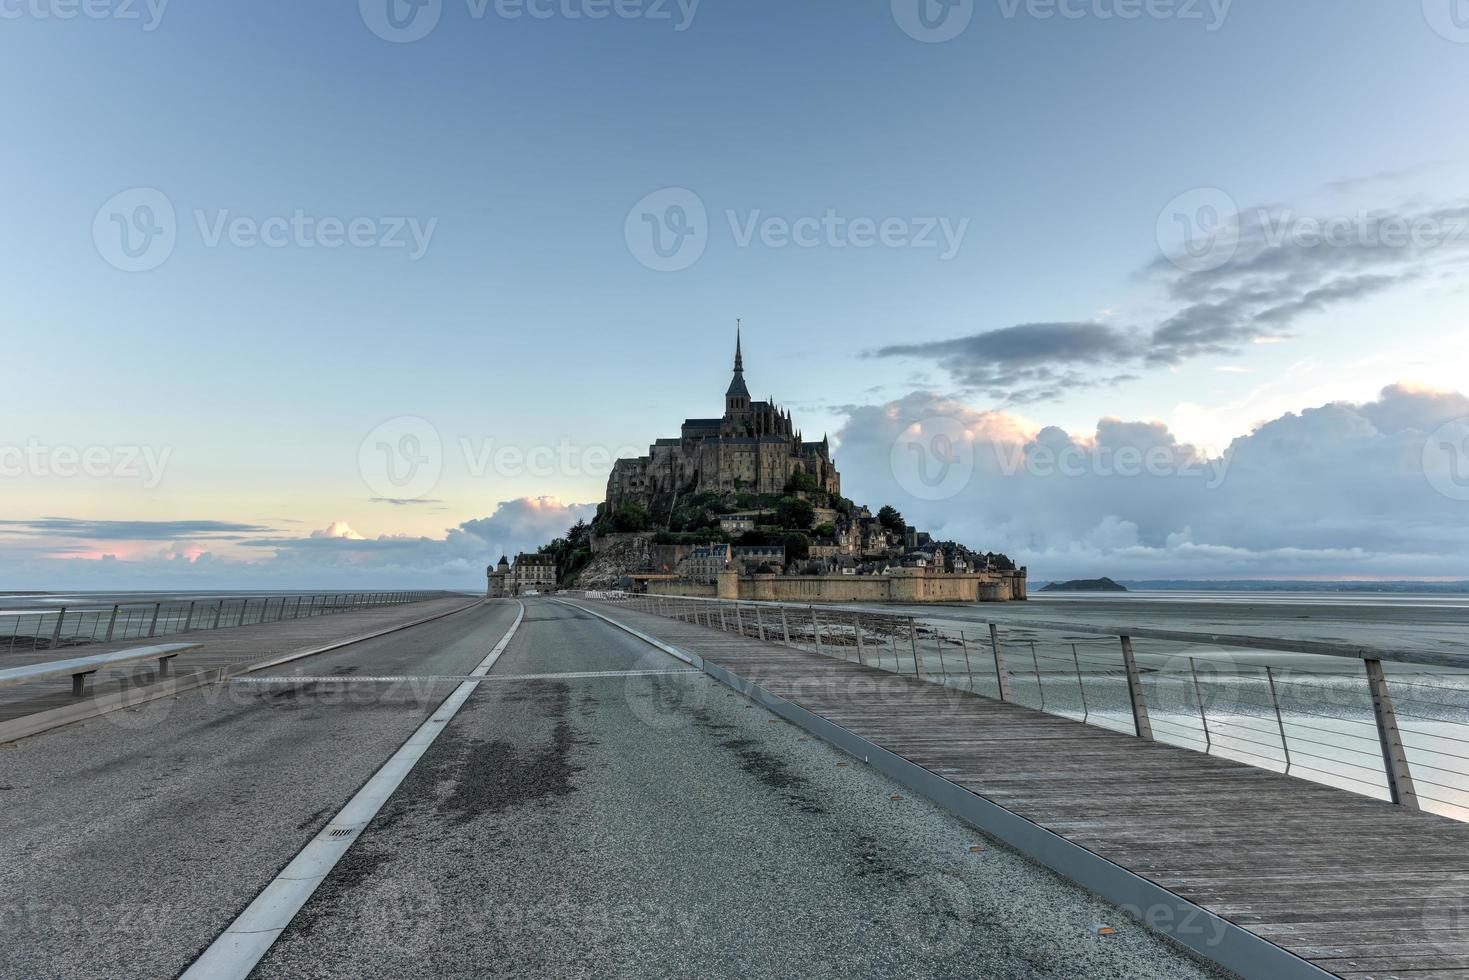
[1,0,1467,587]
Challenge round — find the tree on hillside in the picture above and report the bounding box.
[610,500,651,533]
[775,496,815,530]
[784,470,819,493]
[878,505,905,533]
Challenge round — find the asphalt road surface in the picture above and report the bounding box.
[1,598,1230,979]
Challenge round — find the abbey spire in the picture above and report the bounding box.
[725,319,750,412]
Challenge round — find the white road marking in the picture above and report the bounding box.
[230,668,699,684]
[180,600,526,980]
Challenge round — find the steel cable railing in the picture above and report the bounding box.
[0,591,453,655]
[583,590,1469,822]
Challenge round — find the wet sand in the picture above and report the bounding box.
[887,591,1469,665]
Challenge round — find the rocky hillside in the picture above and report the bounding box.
[573,535,658,590]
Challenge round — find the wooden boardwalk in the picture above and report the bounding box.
[0,597,474,740]
[580,600,1469,980]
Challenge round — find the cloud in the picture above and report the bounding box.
[454,496,598,559]
[834,384,1469,580]
[0,497,597,590]
[0,518,269,540]
[871,323,1144,403]
[872,196,1469,403]
[311,521,365,540]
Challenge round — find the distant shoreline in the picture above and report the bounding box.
[1031,580,1469,594]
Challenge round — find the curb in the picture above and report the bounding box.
[0,599,486,744]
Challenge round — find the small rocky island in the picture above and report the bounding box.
[1040,577,1128,592]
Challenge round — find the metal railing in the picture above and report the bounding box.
[0,591,454,655]
[587,592,1469,822]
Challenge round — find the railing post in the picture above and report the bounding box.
[1364,658,1420,810]
[1187,657,1209,751]
[735,603,744,636]
[908,617,923,677]
[104,605,120,642]
[185,600,197,631]
[755,605,766,642]
[1030,641,1046,711]
[853,613,864,666]
[780,606,791,645]
[1265,666,1291,774]
[1119,636,1153,740]
[988,624,1013,701]
[212,600,224,629]
[1073,644,1090,723]
[147,602,161,638]
[718,603,728,632]
[50,607,67,649]
[959,631,973,687]
[811,607,821,656]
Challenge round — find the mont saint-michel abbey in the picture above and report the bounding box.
[606,328,842,507]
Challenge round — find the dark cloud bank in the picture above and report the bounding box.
[836,385,1469,581]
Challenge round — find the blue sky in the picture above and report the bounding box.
[2,0,1467,586]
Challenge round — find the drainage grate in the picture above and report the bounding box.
[327,828,356,839]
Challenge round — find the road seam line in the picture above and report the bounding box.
[231,668,700,683]
[179,600,525,980]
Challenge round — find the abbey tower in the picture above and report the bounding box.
[605,325,842,510]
